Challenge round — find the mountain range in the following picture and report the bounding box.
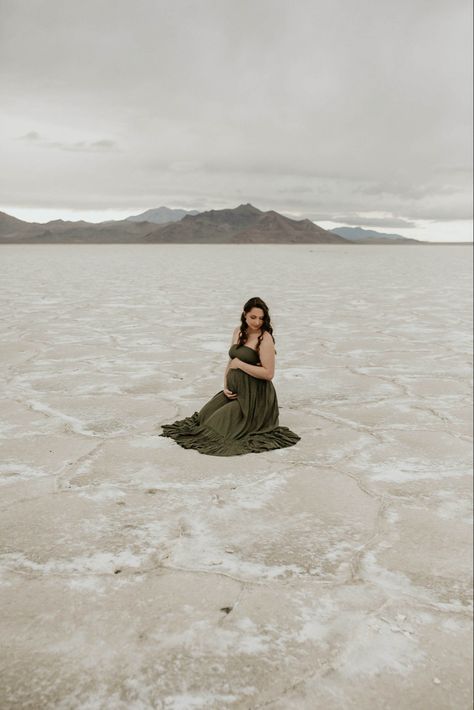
[330,226,420,244]
[0,204,347,244]
[0,204,425,244]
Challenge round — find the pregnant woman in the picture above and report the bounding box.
[159,296,301,456]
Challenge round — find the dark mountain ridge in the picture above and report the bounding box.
[142,204,347,244]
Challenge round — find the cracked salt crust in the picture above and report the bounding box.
[0,244,472,709]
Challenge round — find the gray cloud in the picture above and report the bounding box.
[19,131,41,141]
[17,132,118,152]
[47,139,119,152]
[357,181,467,200]
[0,0,472,226]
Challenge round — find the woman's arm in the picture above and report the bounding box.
[236,360,271,380]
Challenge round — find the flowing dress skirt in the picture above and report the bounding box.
[159,367,300,456]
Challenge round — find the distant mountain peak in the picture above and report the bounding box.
[330,225,421,243]
[126,206,199,224]
[236,202,260,210]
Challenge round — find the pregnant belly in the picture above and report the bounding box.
[227,369,261,394]
[227,369,241,392]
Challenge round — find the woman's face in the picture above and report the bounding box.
[245,307,265,331]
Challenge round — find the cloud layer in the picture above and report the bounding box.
[0,0,472,230]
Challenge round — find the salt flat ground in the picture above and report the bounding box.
[0,244,472,710]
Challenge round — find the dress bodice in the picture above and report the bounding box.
[228,343,261,364]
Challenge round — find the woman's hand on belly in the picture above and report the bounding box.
[228,358,241,370]
[223,386,238,399]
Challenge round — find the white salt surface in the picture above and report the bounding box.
[0,244,472,709]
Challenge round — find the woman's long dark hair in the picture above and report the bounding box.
[237,297,277,355]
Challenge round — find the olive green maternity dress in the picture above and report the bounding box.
[159,343,301,456]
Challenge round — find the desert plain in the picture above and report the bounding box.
[0,243,472,709]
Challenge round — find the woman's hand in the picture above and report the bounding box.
[223,386,238,399]
[228,358,241,370]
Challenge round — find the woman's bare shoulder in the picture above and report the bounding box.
[231,326,240,345]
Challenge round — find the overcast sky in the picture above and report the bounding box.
[1,0,472,241]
